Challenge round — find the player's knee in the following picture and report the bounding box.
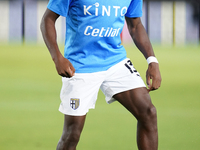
[136,105,157,132]
[65,129,81,144]
[148,105,157,120]
[138,105,157,123]
[67,129,81,143]
[147,105,157,123]
[57,128,81,150]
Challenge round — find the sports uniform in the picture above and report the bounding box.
[47,0,146,116]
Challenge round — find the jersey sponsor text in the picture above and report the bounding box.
[83,2,127,17]
[84,26,121,37]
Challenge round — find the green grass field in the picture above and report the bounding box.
[0,43,200,150]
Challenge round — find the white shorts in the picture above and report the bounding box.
[59,58,146,116]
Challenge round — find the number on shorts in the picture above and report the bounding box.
[124,60,140,76]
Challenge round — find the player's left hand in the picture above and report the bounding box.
[146,62,162,92]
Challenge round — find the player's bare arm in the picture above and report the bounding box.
[125,17,161,92]
[40,9,75,78]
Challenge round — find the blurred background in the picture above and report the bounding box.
[0,0,200,150]
[0,0,199,45]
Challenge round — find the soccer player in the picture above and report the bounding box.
[40,0,161,150]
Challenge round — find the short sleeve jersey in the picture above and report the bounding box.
[47,0,143,73]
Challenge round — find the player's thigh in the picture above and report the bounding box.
[113,87,154,119]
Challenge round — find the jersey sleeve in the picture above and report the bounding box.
[47,0,71,17]
[125,0,143,18]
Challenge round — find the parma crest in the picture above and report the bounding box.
[70,98,80,110]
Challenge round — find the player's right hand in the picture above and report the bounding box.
[53,55,75,78]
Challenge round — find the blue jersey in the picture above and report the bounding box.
[47,0,143,73]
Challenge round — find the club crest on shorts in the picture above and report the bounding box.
[70,98,80,110]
